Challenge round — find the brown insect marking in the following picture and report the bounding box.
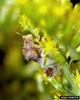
[45,67,53,77]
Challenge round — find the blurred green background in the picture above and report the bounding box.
[0,0,80,100]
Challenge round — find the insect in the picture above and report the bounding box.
[17,32,60,77]
[16,32,42,61]
[22,34,42,61]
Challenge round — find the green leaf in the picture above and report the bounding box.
[48,77,67,95]
[61,64,79,95]
[71,31,80,49]
[51,48,66,64]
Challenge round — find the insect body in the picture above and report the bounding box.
[22,34,42,61]
[17,32,60,77]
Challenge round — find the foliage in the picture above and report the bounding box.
[0,0,80,100]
